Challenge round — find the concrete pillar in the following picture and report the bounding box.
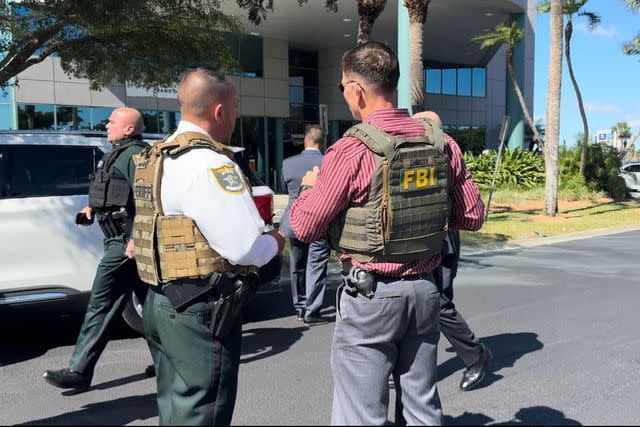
[397,1,411,113]
[272,118,284,191]
[506,13,526,149]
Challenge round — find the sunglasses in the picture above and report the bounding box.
[339,80,361,93]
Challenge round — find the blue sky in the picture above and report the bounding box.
[534,0,639,146]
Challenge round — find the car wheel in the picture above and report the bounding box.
[122,289,146,335]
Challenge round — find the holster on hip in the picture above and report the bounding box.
[209,272,259,339]
[340,264,377,299]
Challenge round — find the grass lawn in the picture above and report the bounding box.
[461,197,640,246]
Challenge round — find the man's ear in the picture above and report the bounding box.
[212,104,223,122]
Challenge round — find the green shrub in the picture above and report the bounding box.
[606,171,628,199]
[465,148,545,189]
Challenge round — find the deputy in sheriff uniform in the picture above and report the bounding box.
[43,107,150,392]
[130,68,284,425]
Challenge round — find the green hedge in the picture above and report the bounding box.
[464,148,545,189]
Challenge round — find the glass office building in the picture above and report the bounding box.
[2,0,535,190]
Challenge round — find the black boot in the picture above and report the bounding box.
[42,368,91,393]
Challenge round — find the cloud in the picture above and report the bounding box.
[586,102,620,113]
[576,22,618,38]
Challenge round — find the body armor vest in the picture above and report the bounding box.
[88,138,148,213]
[327,118,451,264]
[132,132,256,287]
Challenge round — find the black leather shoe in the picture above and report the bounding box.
[42,368,91,392]
[145,364,156,378]
[304,313,329,326]
[295,308,304,321]
[460,345,492,391]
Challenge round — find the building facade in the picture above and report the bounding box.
[1,0,535,190]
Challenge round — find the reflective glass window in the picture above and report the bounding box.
[238,36,263,77]
[56,106,91,130]
[17,103,55,130]
[91,107,112,130]
[426,69,441,94]
[472,68,486,97]
[457,68,472,96]
[470,127,486,154]
[443,125,458,141]
[456,126,472,152]
[141,110,159,133]
[3,145,100,198]
[442,69,457,95]
[158,111,179,135]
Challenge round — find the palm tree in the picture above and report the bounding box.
[473,22,544,149]
[538,1,600,178]
[613,122,632,148]
[544,0,564,216]
[620,0,640,57]
[404,0,432,114]
[355,0,388,45]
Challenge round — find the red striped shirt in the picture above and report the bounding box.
[289,108,485,276]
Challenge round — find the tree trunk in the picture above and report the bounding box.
[544,0,563,217]
[409,20,424,113]
[506,57,544,149]
[356,1,388,46]
[565,20,589,177]
[405,0,430,114]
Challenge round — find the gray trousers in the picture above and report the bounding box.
[331,274,442,425]
[289,237,330,316]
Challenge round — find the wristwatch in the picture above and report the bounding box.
[299,184,313,192]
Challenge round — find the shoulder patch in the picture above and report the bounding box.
[211,166,245,194]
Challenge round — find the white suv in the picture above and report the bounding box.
[0,130,278,333]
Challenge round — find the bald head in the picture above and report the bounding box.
[106,107,143,143]
[178,68,234,119]
[412,110,442,126]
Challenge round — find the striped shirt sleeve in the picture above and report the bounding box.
[289,138,373,244]
[445,134,485,231]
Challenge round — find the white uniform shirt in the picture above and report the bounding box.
[160,121,278,267]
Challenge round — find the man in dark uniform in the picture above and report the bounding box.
[413,111,492,392]
[43,107,150,393]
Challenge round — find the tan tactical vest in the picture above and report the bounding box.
[132,131,256,287]
[327,118,451,264]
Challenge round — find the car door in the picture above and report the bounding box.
[0,144,105,296]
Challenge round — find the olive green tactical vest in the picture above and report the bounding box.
[327,118,451,263]
[132,131,256,287]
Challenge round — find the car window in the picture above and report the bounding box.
[0,145,102,198]
[623,164,640,173]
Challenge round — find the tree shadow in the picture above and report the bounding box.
[438,332,544,390]
[18,393,157,425]
[444,406,581,426]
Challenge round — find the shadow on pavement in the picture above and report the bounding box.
[18,393,157,425]
[438,332,544,389]
[241,326,307,364]
[0,312,139,367]
[445,406,581,425]
[244,275,341,323]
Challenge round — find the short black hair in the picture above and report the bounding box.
[304,124,323,145]
[341,41,399,94]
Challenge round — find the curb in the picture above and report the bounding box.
[461,225,640,257]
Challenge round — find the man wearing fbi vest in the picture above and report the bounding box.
[289,41,485,425]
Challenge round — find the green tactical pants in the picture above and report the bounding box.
[144,287,242,426]
[69,235,142,376]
